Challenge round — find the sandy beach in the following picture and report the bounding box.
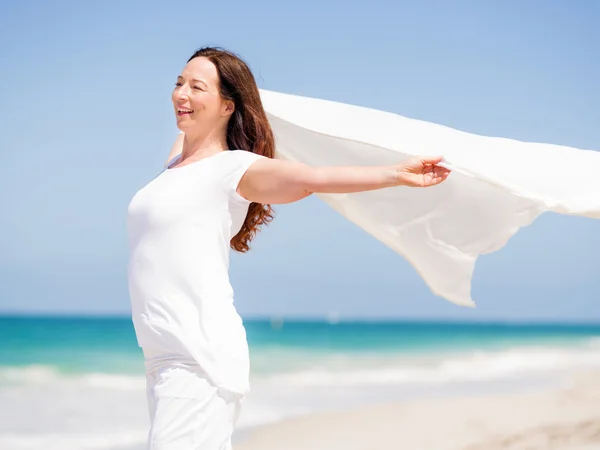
[236,371,600,450]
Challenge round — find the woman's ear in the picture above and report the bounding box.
[223,99,235,117]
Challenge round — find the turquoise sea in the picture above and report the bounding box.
[1,316,600,449]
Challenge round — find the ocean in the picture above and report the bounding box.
[1,316,600,450]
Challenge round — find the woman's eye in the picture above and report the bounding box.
[174,82,182,87]
[193,86,204,91]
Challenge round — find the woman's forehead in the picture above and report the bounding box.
[178,58,217,86]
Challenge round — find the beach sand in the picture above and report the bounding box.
[235,371,600,450]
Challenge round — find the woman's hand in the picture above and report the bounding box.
[396,156,451,188]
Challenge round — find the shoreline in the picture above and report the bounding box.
[234,370,600,450]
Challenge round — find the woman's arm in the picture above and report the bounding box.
[164,133,184,168]
[238,156,450,205]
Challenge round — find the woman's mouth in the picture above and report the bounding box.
[177,108,194,116]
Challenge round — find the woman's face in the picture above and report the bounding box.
[172,57,232,133]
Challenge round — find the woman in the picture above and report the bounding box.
[127,47,450,450]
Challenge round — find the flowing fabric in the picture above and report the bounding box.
[259,89,600,306]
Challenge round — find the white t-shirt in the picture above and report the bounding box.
[127,149,265,396]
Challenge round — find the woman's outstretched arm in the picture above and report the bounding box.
[164,133,184,167]
[238,156,450,205]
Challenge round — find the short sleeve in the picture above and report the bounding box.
[224,150,266,204]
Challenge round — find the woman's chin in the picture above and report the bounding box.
[175,120,192,132]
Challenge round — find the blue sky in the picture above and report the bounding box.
[1,0,599,321]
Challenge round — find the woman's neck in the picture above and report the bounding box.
[181,128,229,161]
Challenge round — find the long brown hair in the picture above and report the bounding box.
[187,47,275,253]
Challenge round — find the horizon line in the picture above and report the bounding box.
[1,312,600,327]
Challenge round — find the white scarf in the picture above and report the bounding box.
[260,89,600,306]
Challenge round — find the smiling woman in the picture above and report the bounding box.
[126,46,450,450]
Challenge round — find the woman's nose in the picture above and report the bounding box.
[176,86,190,100]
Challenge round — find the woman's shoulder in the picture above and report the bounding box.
[223,149,268,165]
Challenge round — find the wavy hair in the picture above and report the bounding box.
[187,47,275,252]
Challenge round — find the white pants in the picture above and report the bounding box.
[146,366,243,450]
